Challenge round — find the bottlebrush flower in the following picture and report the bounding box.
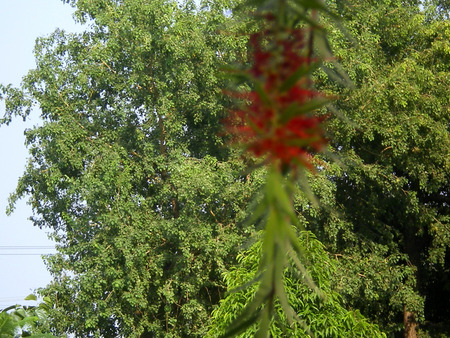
[225,27,328,171]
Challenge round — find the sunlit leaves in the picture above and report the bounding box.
[1,0,252,336]
[209,230,386,337]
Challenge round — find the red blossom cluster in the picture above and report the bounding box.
[226,26,328,170]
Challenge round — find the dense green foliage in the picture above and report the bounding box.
[210,0,449,335]
[209,231,386,337]
[311,0,450,334]
[0,0,448,336]
[2,0,253,336]
[0,295,54,337]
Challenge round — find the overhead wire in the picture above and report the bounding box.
[0,245,56,255]
[0,246,55,249]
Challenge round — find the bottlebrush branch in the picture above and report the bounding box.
[225,21,330,172]
[220,1,347,336]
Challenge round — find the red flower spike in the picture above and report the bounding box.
[225,26,328,171]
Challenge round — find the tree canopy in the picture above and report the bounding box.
[3,0,253,336]
[313,0,450,335]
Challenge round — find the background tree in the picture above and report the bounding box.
[2,0,253,336]
[308,0,450,336]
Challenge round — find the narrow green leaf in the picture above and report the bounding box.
[221,309,261,338]
[255,304,271,338]
[296,0,330,12]
[289,250,322,298]
[273,248,296,326]
[279,97,329,124]
[297,169,319,208]
[321,65,353,88]
[290,6,324,29]
[228,273,263,294]
[279,63,322,93]
[241,192,269,230]
[262,210,278,263]
[253,80,272,107]
[224,288,269,337]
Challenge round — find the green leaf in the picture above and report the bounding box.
[253,80,272,107]
[279,97,330,124]
[223,289,268,337]
[228,273,263,294]
[24,294,37,301]
[279,63,322,93]
[255,304,271,338]
[295,0,332,12]
[220,309,261,338]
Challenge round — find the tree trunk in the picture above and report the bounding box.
[404,305,418,338]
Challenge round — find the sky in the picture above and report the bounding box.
[0,0,86,309]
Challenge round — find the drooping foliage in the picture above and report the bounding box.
[208,231,386,337]
[215,0,353,333]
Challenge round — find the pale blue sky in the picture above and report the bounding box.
[0,0,85,308]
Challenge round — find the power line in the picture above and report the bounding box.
[0,246,57,255]
[0,246,55,249]
[0,253,55,256]
[0,296,35,301]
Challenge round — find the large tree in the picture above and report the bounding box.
[313,0,450,335]
[2,0,253,336]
